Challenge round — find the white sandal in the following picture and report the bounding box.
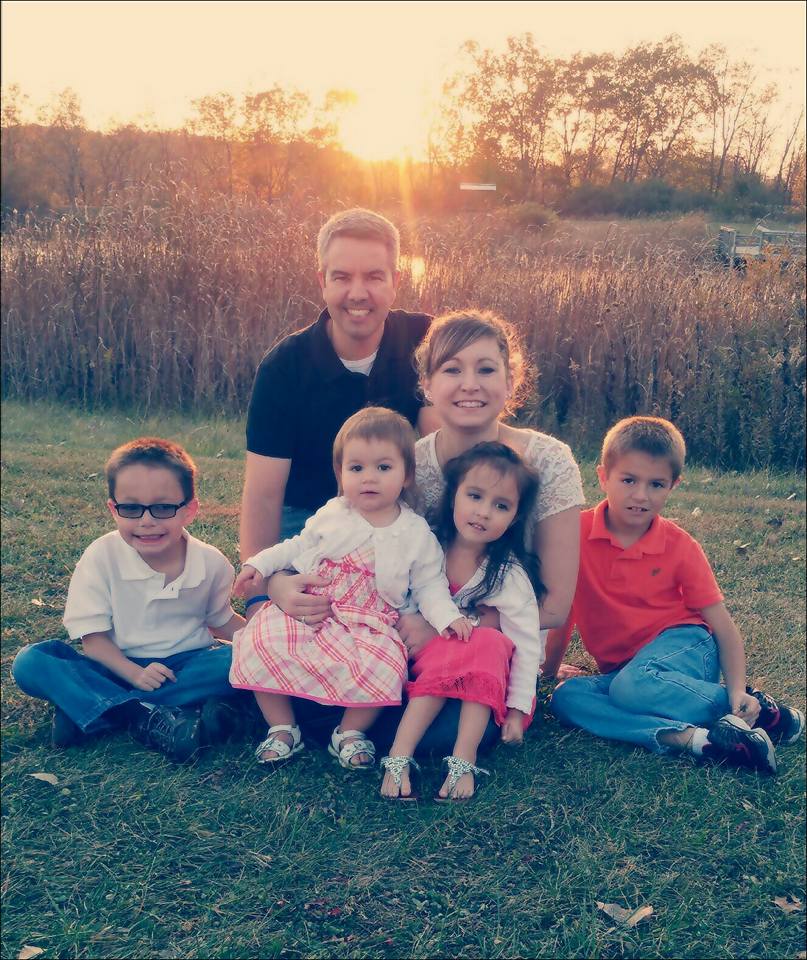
[254,723,305,764]
[328,727,376,770]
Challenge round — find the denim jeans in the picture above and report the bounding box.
[280,505,314,540]
[12,639,235,733]
[550,625,729,754]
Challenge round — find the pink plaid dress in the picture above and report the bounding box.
[230,544,407,707]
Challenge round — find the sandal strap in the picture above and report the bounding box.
[255,723,302,761]
[442,755,490,794]
[331,728,376,762]
[379,755,420,786]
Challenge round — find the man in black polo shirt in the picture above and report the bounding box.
[240,208,436,621]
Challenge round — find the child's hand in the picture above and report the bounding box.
[501,708,526,745]
[444,616,473,642]
[131,662,176,692]
[731,690,762,725]
[232,564,264,598]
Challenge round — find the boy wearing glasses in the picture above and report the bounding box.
[12,437,245,762]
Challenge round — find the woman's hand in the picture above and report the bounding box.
[397,613,437,658]
[266,571,332,626]
[501,708,525,745]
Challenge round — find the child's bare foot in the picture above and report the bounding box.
[435,755,490,802]
[438,770,475,799]
[379,756,419,800]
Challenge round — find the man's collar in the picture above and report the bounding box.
[589,499,666,555]
[311,309,390,381]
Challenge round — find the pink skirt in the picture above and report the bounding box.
[407,625,537,727]
[230,547,407,708]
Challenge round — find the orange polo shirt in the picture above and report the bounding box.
[566,500,723,674]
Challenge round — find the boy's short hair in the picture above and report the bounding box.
[601,417,686,481]
[105,437,197,501]
[317,208,400,271]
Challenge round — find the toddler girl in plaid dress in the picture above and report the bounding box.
[231,408,471,769]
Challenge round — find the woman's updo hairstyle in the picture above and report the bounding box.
[414,309,534,419]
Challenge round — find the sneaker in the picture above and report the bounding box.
[199,695,248,744]
[130,705,202,763]
[703,715,777,775]
[51,707,85,748]
[747,686,805,746]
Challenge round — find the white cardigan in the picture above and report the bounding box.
[453,560,542,715]
[246,497,463,634]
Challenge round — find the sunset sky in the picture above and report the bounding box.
[2,0,805,160]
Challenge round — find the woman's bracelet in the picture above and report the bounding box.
[244,594,269,610]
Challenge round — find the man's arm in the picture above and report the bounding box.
[239,452,291,561]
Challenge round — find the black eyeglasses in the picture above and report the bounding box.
[113,500,189,519]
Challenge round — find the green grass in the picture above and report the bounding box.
[2,401,805,960]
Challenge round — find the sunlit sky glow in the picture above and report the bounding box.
[2,0,805,161]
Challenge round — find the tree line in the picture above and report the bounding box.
[2,34,804,217]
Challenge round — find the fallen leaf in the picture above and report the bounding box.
[691,507,702,517]
[30,599,44,607]
[627,905,654,927]
[773,895,803,914]
[85,472,99,480]
[735,543,750,555]
[596,902,631,923]
[18,948,44,960]
[29,773,58,785]
[597,901,654,926]
[766,516,783,528]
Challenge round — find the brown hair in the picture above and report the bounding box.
[317,208,400,271]
[105,437,197,501]
[601,416,686,481]
[414,309,532,418]
[332,407,416,498]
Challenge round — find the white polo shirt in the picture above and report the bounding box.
[63,530,236,659]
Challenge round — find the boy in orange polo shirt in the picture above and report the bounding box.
[547,417,803,774]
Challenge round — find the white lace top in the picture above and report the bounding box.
[415,429,584,539]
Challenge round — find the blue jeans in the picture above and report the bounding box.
[275,505,499,756]
[550,625,729,754]
[280,505,314,539]
[12,639,235,733]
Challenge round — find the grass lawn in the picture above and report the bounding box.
[1,401,805,960]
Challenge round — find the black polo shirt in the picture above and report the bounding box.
[246,309,430,510]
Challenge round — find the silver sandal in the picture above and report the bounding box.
[254,723,305,764]
[328,727,376,770]
[435,755,490,801]
[379,755,421,801]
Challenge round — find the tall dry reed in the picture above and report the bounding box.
[2,189,804,469]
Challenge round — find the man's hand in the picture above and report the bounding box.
[501,708,526,745]
[397,613,437,658]
[266,571,332,625]
[131,662,176,692]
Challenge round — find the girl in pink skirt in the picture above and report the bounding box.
[231,408,471,770]
[380,442,545,801]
